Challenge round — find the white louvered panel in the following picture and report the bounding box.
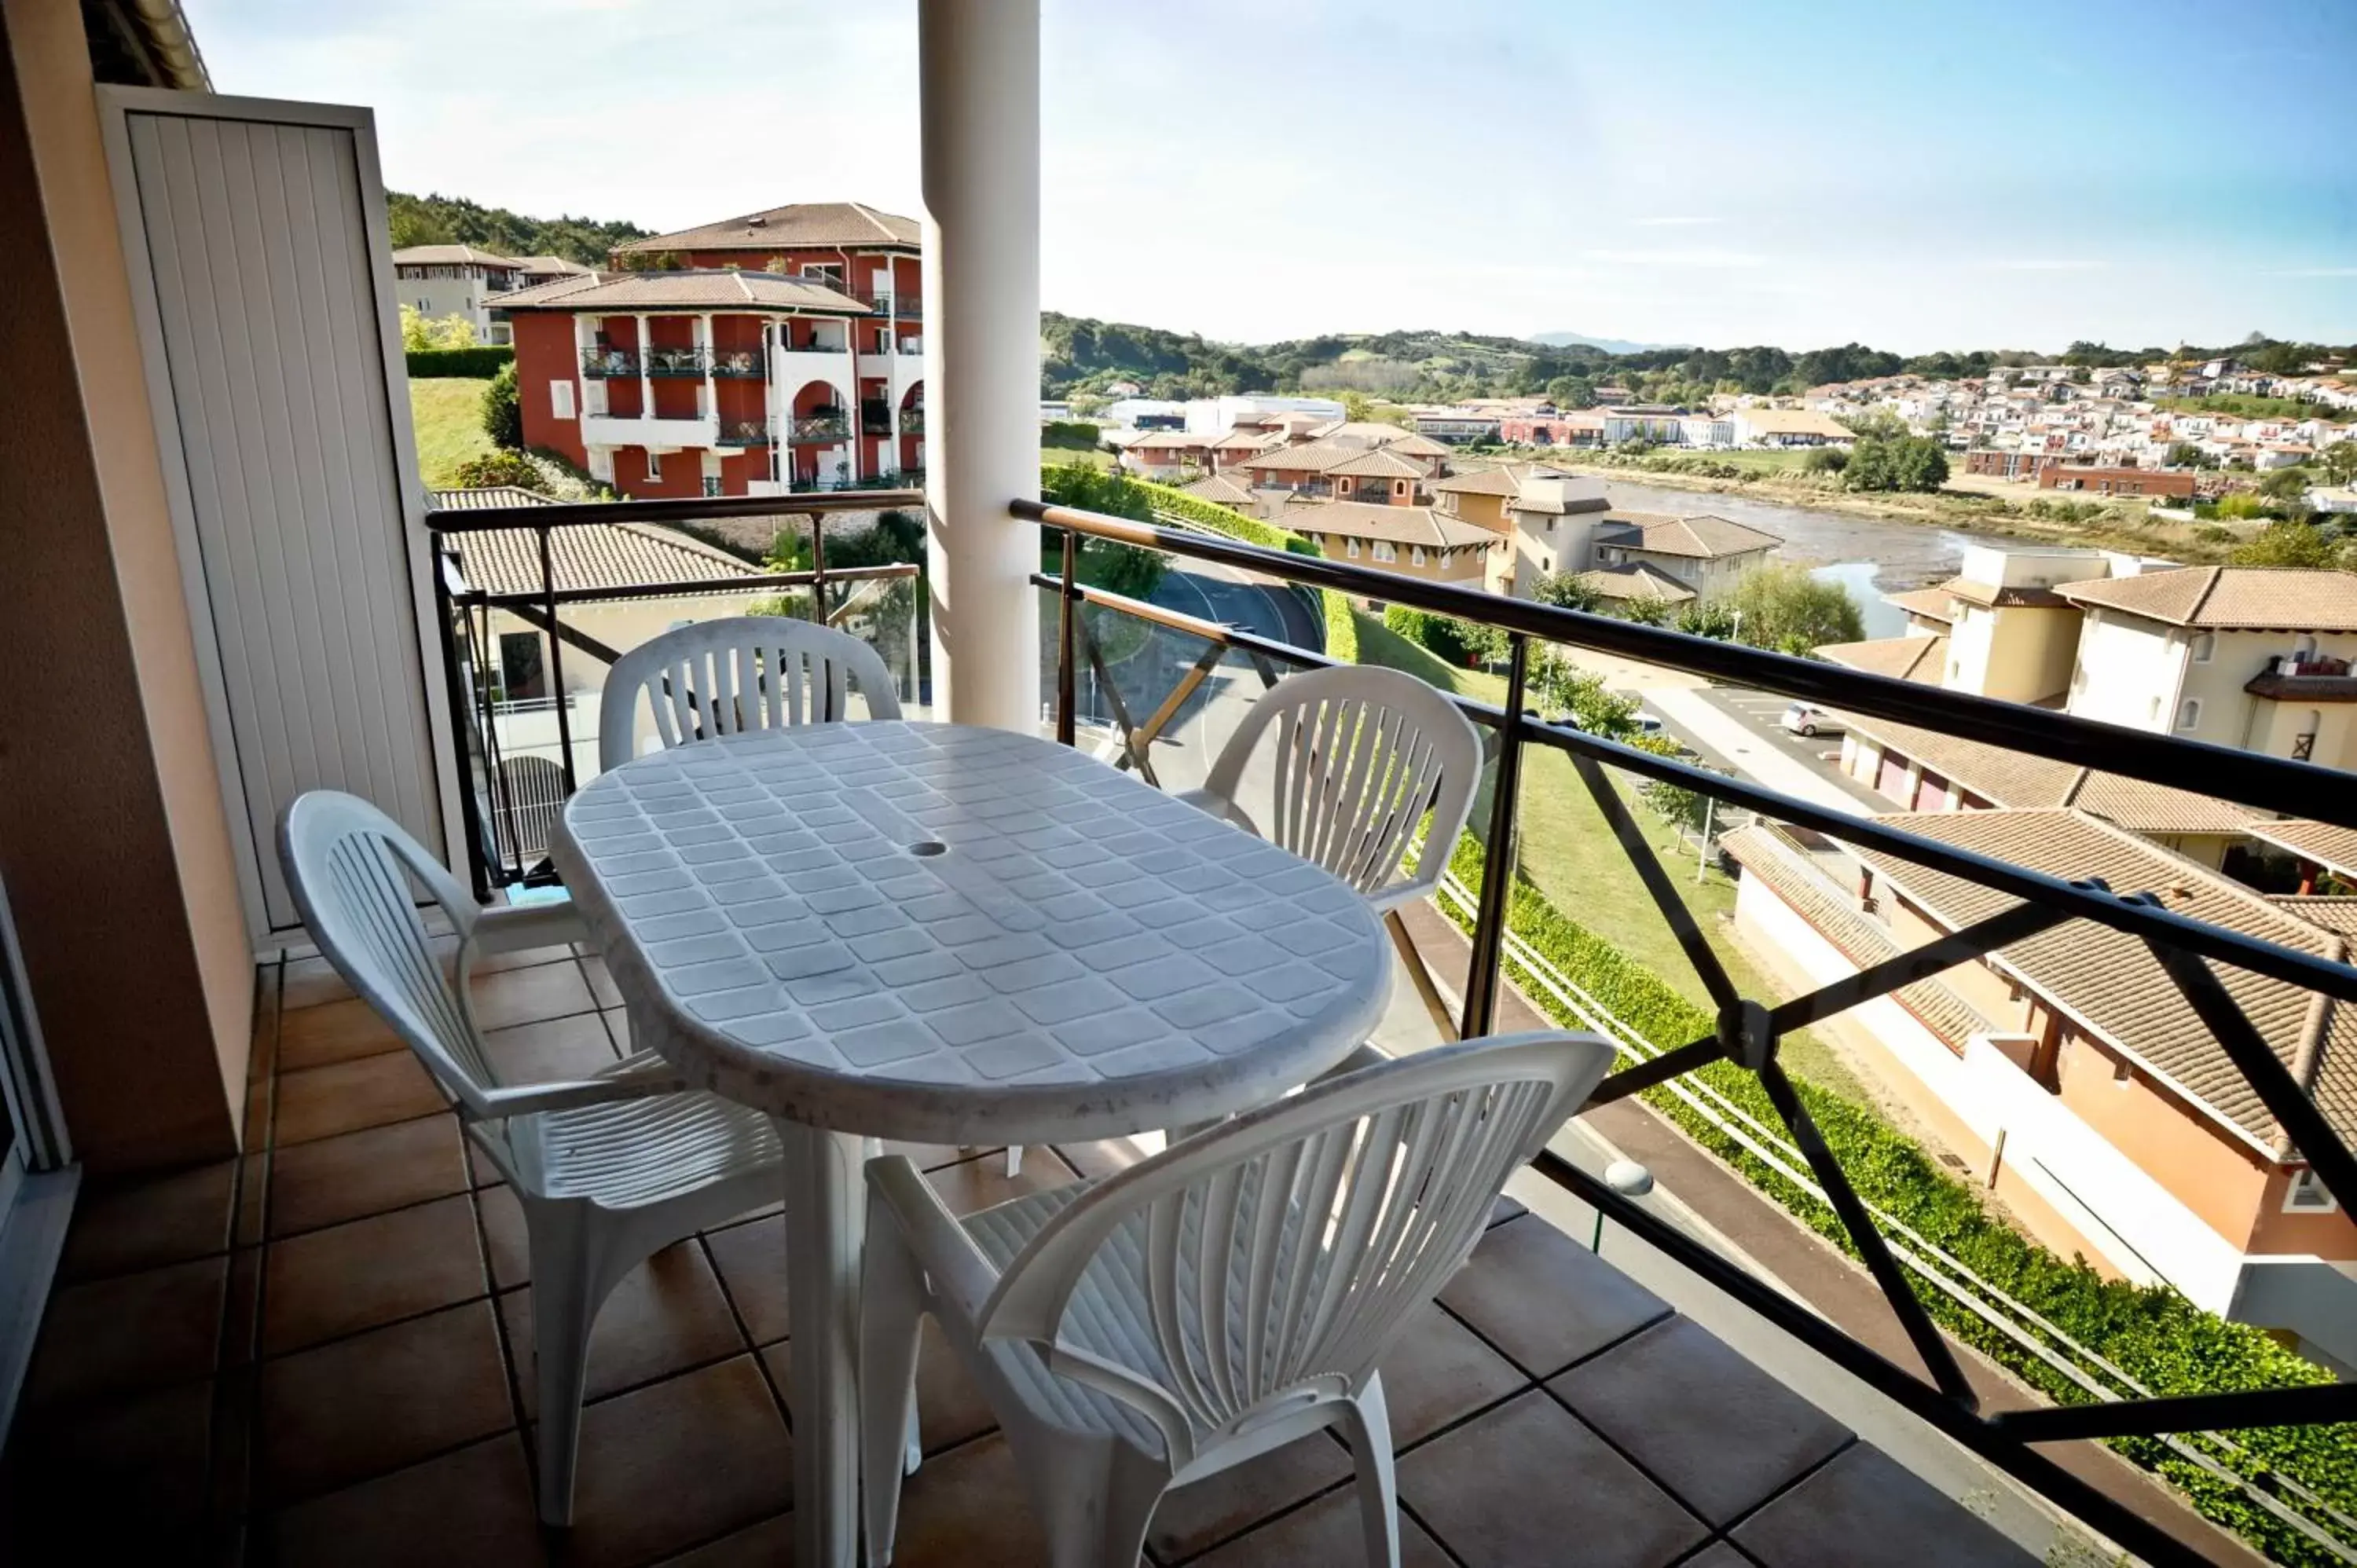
[108,95,450,938]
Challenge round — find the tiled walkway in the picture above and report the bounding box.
[2,945,2034,1567]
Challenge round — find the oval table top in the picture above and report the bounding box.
[550,721,1391,1145]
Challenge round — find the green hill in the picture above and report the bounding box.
[386,191,650,266]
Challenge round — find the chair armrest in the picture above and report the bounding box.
[468,1054,684,1118]
[473,900,590,954]
[866,1154,1003,1336]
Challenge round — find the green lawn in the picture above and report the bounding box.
[410,377,497,489]
[1042,445,1115,471]
[1352,610,1862,1097]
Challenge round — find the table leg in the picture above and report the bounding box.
[775,1119,867,1568]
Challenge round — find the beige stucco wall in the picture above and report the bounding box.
[1306,533,1491,588]
[0,0,254,1169]
[2068,611,2357,754]
[1947,602,2078,704]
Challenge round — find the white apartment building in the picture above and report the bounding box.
[390,243,526,345]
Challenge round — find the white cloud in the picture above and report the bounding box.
[1974,258,2111,273]
[1582,248,1768,269]
[1629,216,1721,228]
[2268,266,2357,278]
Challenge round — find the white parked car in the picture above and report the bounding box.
[1780,702,1842,738]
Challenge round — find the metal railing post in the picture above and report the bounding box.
[537,525,578,797]
[1056,529,1078,746]
[1460,633,1530,1039]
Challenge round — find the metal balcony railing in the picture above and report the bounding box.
[709,347,767,379]
[643,346,709,378]
[790,412,848,440]
[1015,498,2357,1568]
[715,419,772,448]
[579,347,637,378]
[900,409,925,435]
[424,491,926,891]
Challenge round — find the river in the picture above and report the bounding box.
[1598,481,2020,638]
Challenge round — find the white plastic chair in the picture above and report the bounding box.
[1177,663,1482,915]
[596,614,901,771]
[860,1031,1616,1567]
[277,791,784,1526]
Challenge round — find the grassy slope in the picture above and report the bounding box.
[1352,610,1862,1096]
[410,377,497,489]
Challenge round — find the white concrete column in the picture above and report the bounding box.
[699,311,715,423]
[921,0,1041,729]
[634,312,652,420]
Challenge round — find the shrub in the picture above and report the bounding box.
[448,450,547,493]
[405,346,515,379]
[1042,419,1102,450]
[481,362,522,450]
[1133,480,1321,556]
[1429,833,2356,1565]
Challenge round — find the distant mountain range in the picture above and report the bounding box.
[1529,331,1692,355]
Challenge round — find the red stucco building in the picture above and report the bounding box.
[497,202,925,499]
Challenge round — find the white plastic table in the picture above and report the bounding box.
[549,721,1391,1567]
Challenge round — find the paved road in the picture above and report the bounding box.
[1642,684,1888,819]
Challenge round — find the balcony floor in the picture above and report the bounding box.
[3,946,2035,1568]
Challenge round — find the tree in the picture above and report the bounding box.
[1723,564,1864,650]
[481,362,522,450]
[1802,446,1848,475]
[1618,596,1673,627]
[1530,571,1602,614]
[612,249,684,273]
[399,303,434,353]
[1039,461,1166,599]
[2164,441,2207,470]
[1529,651,1637,737]
[1545,376,1596,410]
[1845,433,1948,493]
[1340,391,1376,423]
[2229,521,2337,568]
[2321,441,2357,486]
[1674,600,1739,639]
[399,304,477,351]
[1458,621,1512,669]
[2258,466,2313,500]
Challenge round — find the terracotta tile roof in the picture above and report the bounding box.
[1577,563,1696,604]
[1853,808,2355,1149]
[489,269,869,316]
[1298,420,1449,456]
[1325,447,1428,479]
[1431,466,1528,496]
[1237,439,1380,475]
[617,201,920,255]
[1125,429,1211,450]
[393,244,522,269]
[2271,897,2357,939]
[1211,428,1281,452]
[1816,635,1947,683]
[2249,821,2357,880]
[1285,501,1497,550]
[1596,511,1783,559]
[1885,586,1958,625]
[1840,713,2262,835]
[1177,474,1259,507]
[431,496,765,599]
[1941,577,2070,610]
[509,255,593,277]
[1721,824,1992,1046]
[2056,566,2357,630]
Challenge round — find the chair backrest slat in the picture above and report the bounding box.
[1200,668,1479,910]
[978,1034,1615,1464]
[599,616,899,771]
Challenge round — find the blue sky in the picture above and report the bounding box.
[186,0,2355,354]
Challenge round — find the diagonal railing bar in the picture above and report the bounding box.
[1585,1034,1725,1107]
[1767,899,2075,1036]
[1569,751,1743,1014]
[1755,1053,1980,1408]
[1127,641,1227,757]
[1384,909,1461,1043]
[1543,1152,2212,1568]
[1077,611,1159,788]
[1992,1382,2357,1445]
[2143,925,2357,1217]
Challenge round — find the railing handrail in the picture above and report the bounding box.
[423,489,924,534]
[1015,499,2357,830]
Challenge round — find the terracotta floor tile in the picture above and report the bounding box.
[701,1216,789,1345]
[654,1511,795,1566]
[245,1074,275,1155]
[275,1051,448,1148]
[4,1378,214,1551]
[58,1159,236,1283]
[269,1433,547,1568]
[269,1113,468,1238]
[1680,1545,1758,1568]
[26,1255,225,1409]
[468,961,597,1032]
[560,1356,793,1568]
[1550,1318,1852,1528]
[281,954,356,1010]
[879,1138,1007,1172]
[757,1313,995,1460]
[1370,1301,1528,1446]
[235,1150,269,1248]
[1732,1445,2035,1568]
[1397,1390,1706,1568]
[880,1433,1051,1568]
[500,1242,746,1409]
[1436,1214,1670,1377]
[481,1011,621,1085]
[471,943,578,976]
[1147,1433,1352,1563]
[262,1195,486,1355]
[221,1247,263,1369]
[581,953,625,1009]
[480,1185,532,1288]
[602,1006,635,1055]
[922,1145,1080,1218]
[278,996,407,1072]
[1051,1135,1156,1180]
[1188,1480,1454,1568]
[257,1299,512,1506]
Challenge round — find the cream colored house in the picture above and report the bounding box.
[391,243,526,344]
[1279,500,1497,589]
[2057,567,2357,770]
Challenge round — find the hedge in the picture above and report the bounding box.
[405,346,514,378]
[1130,480,1361,665]
[1325,592,1360,664]
[1431,831,2355,1564]
[1382,604,1472,665]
